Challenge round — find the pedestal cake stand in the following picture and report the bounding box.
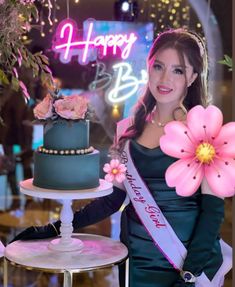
[18,178,113,252]
[4,178,129,287]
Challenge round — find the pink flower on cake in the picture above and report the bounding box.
[34,94,53,120]
[54,95,88,120]
[103,159,126,183]
[159,105,235,197]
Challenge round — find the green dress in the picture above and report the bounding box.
[119,139,223,287]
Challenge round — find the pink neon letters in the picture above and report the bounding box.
[52,19,138,64]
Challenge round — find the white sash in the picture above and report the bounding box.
[121,140,232,287]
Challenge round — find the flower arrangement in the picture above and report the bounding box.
[159,105,235,197]
[0,0,53,100]
[33,92,89,122]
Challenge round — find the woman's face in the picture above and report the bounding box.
[148,48,197,108]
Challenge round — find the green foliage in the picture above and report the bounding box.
[0,0,54,100]
[218,55,233,72]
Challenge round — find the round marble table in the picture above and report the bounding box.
[4,233,129,287]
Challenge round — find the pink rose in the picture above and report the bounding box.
[54,95,88,120]
[33,94,53,120]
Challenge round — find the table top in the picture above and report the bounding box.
[20,179,113,200]
[4,233,128,272]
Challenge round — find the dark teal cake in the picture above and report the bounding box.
[33,119,100,190]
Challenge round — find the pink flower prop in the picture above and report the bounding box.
[33,94,53,119]
[103,159,127,183]
[159,105,235,197]
[54,95,88,120]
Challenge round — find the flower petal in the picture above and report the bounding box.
[105,173,114,182]
[160,121,195,159]
[115,173,126,183]
[187,105,223,143]
[103,163,111,173]
[110,159,120,168]
[165,158,203,196]
[186,105,205,141]
[204,105,223,138]
[205,158,235,197]
[118,164,127,173]
[213,122,235,157]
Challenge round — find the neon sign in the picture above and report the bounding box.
[52,19,138,65]
[107,62,147,104]
[89,61,147,104]
[88,62,112,91]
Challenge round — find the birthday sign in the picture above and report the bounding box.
[107,62,147,104]
[89,61,148,104]
[52,19,138,65]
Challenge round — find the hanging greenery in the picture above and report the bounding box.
[0,0,54,101]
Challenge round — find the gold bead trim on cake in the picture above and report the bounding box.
[37,146,94,155]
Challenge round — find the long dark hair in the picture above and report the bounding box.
[114,28,208,152]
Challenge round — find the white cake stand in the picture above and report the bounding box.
[20,179,113,252]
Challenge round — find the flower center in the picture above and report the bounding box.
[112,168,119,175]
[195,142,215,164]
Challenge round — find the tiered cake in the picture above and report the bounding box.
[32,93,100,190]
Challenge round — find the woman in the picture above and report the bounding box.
[12,29,225,287]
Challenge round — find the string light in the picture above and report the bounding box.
[112,105,120,118]
[36,1,64,38]
[137,0,197,32]
[36,0,203,44]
